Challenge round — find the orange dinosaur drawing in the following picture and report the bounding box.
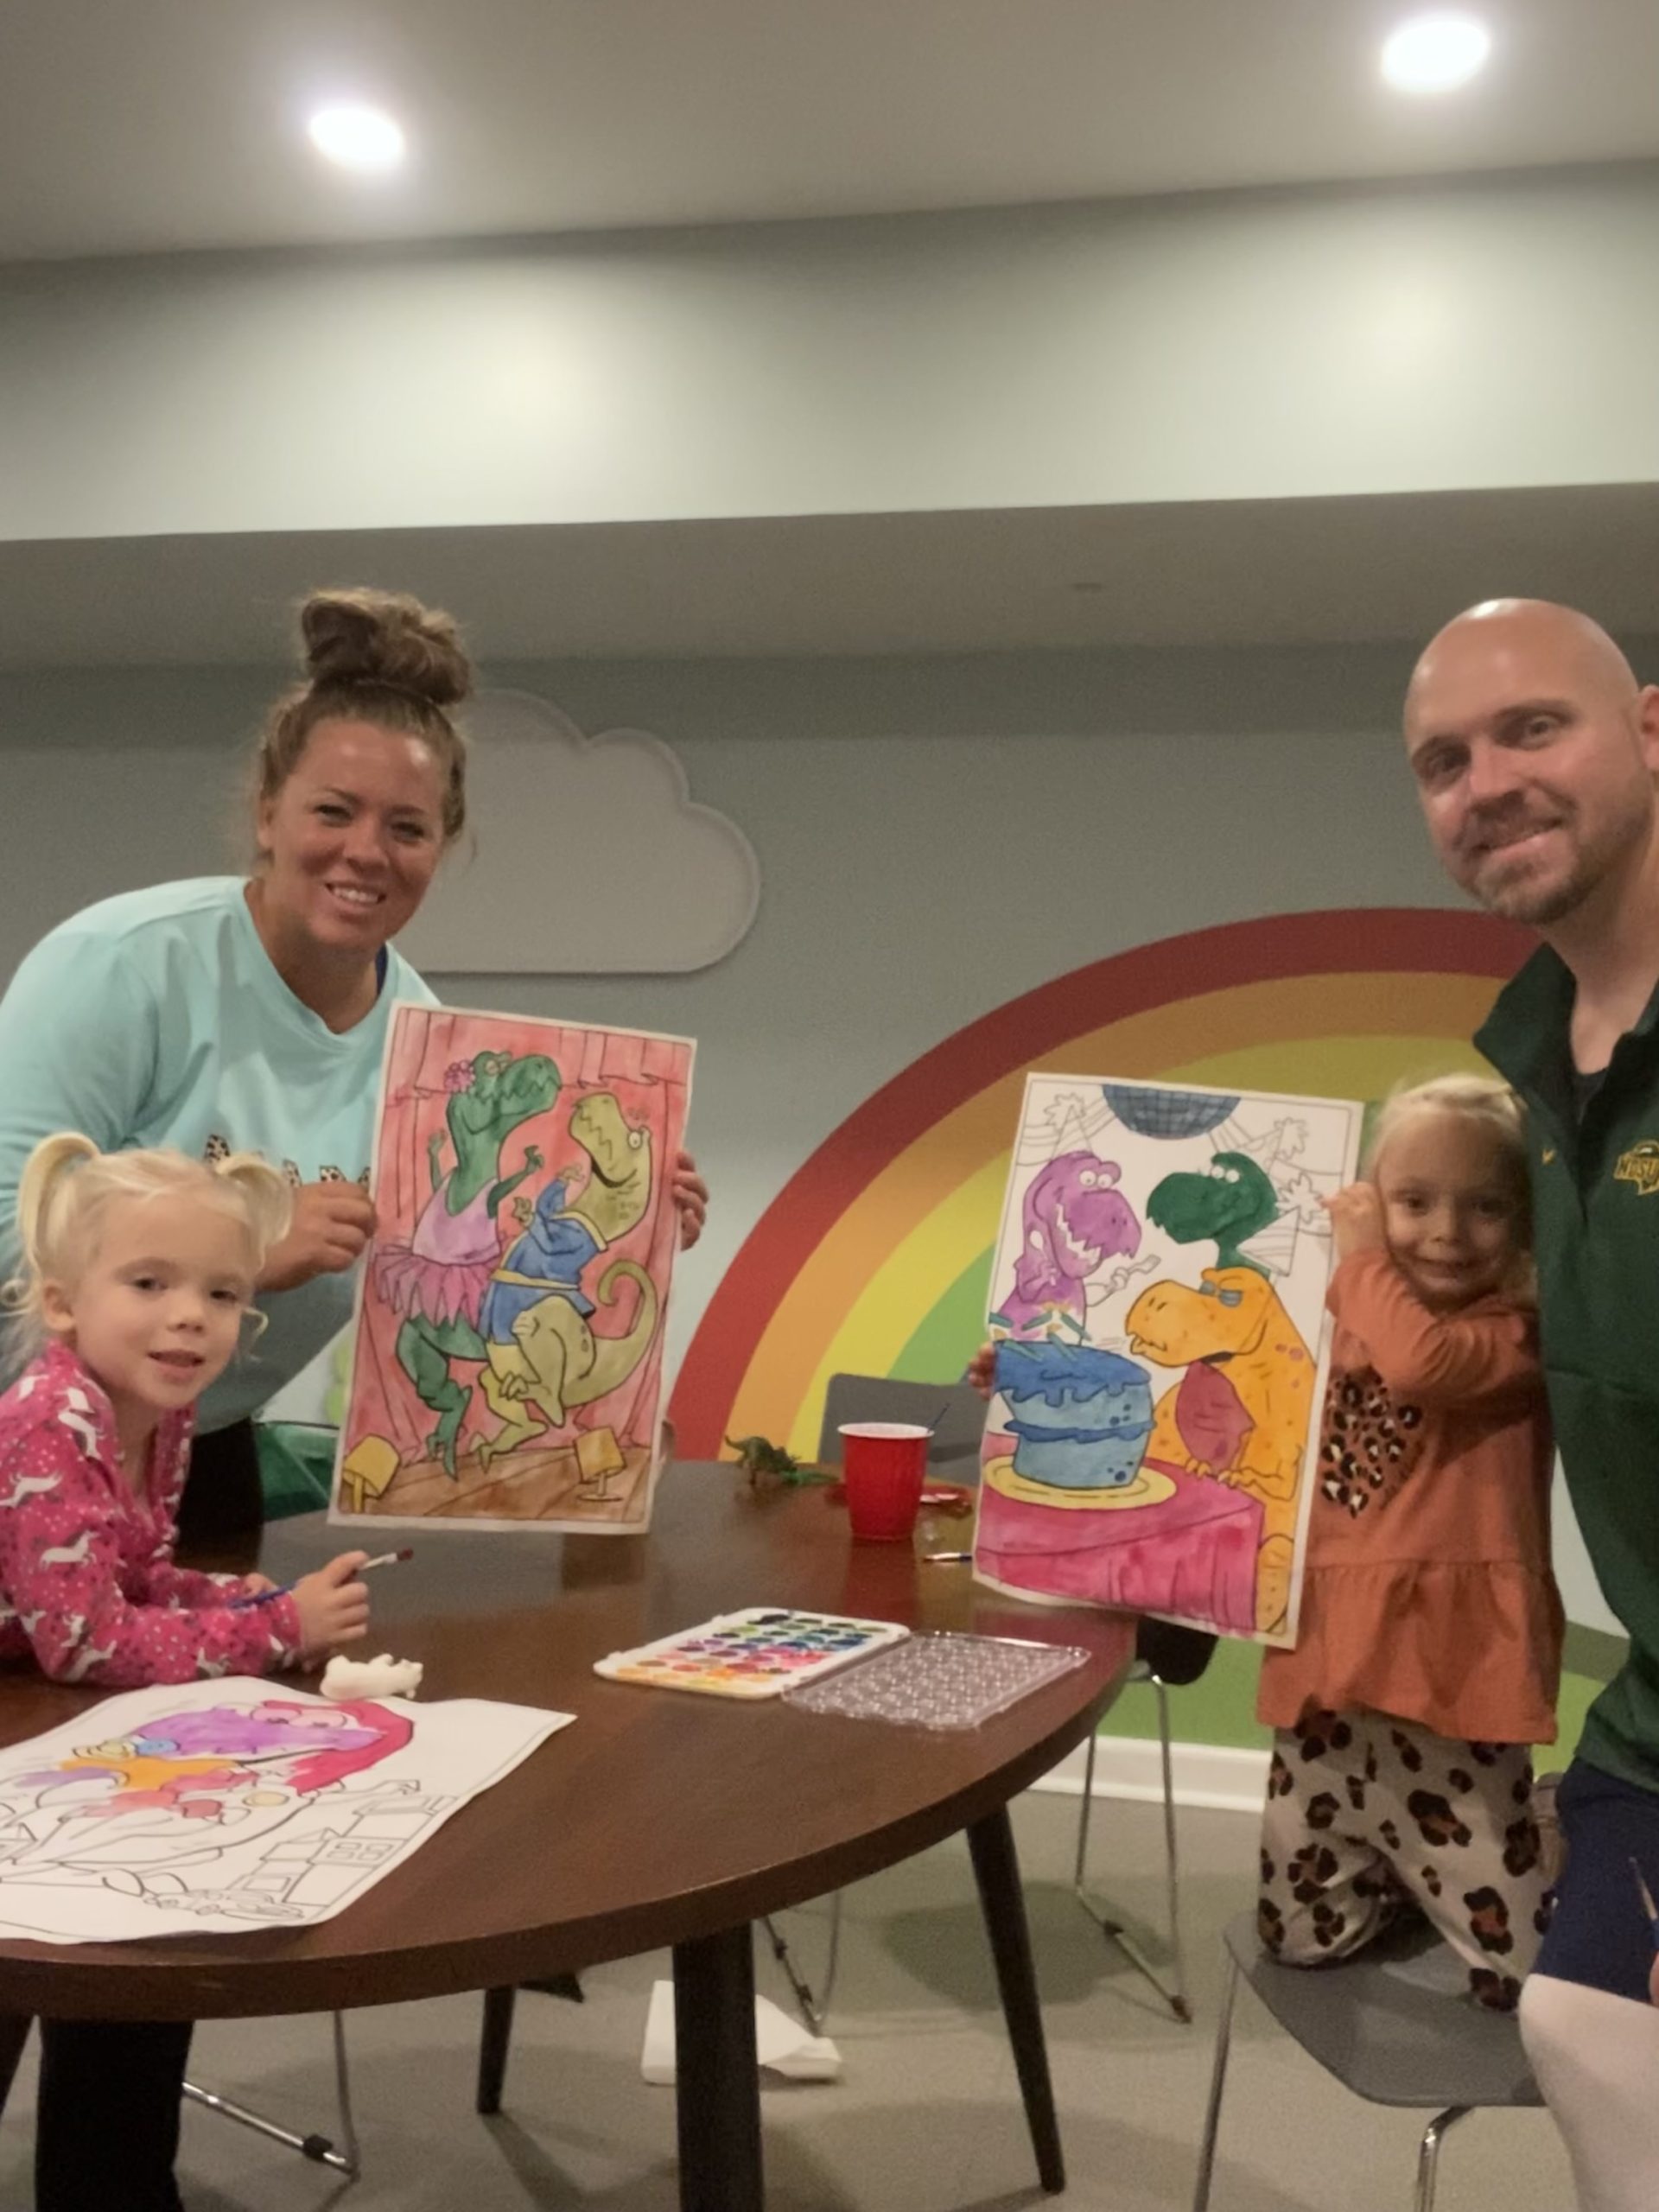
[1125,1267,1315,1632]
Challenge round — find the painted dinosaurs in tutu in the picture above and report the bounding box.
[372,1048,557,1474]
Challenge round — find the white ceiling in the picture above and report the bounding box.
[4,0,1659,263]
[5,485,1659,666]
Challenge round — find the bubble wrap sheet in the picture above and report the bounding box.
[785,1630,1089,1730]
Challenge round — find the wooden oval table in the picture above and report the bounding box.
[0,1464,1133,2211]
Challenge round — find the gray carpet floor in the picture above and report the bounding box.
[0,1789,1575,2209]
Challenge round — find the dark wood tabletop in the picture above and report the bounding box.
[0,1465,1133,2024]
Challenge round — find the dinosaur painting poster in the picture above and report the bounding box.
[331,1003,694,1533]
[974,1077,1362,1647]
[0,1677,568,1942]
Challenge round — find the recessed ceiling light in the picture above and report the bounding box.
[308,104,407,175]
[1381,12,1492,94]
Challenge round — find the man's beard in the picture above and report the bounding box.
[1471,854,1594,925]
[1464,803,1649,926]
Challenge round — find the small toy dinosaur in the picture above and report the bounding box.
[725,1434,832,1489]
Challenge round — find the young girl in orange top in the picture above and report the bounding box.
[1257,1073,1561,2010]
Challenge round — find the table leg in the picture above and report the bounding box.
[0,2014,30,2121]
[968,1804,1065,2194]
[475,1986,517,2115]
[672,1923,763,2212]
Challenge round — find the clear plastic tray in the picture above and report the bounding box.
[785,1630,1089,1730]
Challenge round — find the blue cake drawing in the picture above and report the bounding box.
[995,1339,1154,1491]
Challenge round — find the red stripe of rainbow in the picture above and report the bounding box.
[671,909,1533,1459]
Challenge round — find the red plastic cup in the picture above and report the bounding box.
[838,1422,930,1542]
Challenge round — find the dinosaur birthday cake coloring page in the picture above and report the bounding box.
[976,1077,1362,1646]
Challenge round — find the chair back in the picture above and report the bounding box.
[817,1374,985,1481]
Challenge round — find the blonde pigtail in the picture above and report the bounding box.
[6,1133,101,1333]
[212,1152,293,1275]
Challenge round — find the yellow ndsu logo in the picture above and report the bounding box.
[1615,1140,1659,1196]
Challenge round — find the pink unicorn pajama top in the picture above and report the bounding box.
[0,1342,303,1687]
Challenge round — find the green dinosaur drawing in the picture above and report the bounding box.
[378,1049,561,1476]
[1146,1151,1280,1274]
[475,1094,664,1467]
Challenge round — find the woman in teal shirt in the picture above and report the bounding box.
[0,587,708,1528]
[0,586,706,2210]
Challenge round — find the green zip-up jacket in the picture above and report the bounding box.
[1477,946,1659,1792]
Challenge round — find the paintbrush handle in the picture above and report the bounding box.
[227,1549,407,1611]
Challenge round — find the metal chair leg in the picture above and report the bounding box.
[1073,1675,1192,2021]
[1191,1948,1239,2211]
[181,2010,360,2178]
[1152,1675,1192,2021]
[1072,1726,1099,1887]
[330,2009,362,2176]
[1413,2107,1469,2212]
[761,1890,844,2037]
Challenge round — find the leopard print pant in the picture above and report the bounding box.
[1257,1702,1553,2010]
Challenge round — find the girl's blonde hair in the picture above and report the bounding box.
[1363,1072,1528,1181]
[5,1135,292,1348]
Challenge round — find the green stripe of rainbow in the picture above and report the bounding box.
[671,908,1532,1460]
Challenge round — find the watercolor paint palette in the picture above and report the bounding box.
[594,1606,910,1700]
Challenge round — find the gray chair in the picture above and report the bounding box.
[818,1371,986,1483]
[804,1373,1197,2029]
[1071,1609,1216,2023]
[1194,1910,1542,2212]
[1071,1645,1192,2021]
[830,1361,1204,2020]
[747,1376,988,2032]
[182,2015,359,2177]
[0,2001,359,2182]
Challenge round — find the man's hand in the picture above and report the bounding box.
[671,1153,709,1250]
[260,1184,376,1293]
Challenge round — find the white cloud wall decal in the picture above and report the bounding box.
[397,690,760,975]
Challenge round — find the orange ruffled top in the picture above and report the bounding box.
[1258,1249,1563,1746]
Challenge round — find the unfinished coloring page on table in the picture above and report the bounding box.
[333,1004,694,1533]
[0,1677,568,1944]
[974,1077,1362,1646]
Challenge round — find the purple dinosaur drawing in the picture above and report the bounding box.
[999,1151,1142,1333]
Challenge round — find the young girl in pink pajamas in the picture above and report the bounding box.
[0,1133,372,1681]
[0,1133,372,2212]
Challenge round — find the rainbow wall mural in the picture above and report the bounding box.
[671,909,1534,1462]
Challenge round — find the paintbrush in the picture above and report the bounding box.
[227,1547,412,1611]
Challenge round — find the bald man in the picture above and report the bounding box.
[1407,599,1659,2211]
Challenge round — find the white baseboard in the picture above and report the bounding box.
[1030,1733,1270,1815]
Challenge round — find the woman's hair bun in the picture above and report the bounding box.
[299,588,472,709]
